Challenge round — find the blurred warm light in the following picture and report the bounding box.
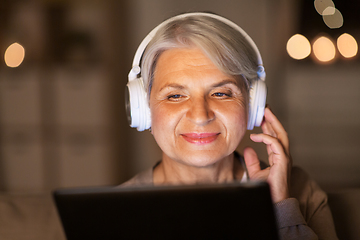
[322,6,336,16]
[313,36,336,63]
[323,8,343,29]
[314,0,335,15]
[4,42,25,68]
[286,34,311,60]
[337,33,358,58]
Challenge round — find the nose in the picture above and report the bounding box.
[186,96,215,126]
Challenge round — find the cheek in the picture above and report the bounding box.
[151,105,167,132]
[220,103,247,139]
[230,108,247,131]
[219,96,247,122]
[151,105,165,127]
[150,103,181,138]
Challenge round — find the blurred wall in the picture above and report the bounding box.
[0,0,359,193]
[0,0,130,191]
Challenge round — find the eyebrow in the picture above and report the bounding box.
[211,79,240,88]
[159,83,185,92]
[159,79,240,92]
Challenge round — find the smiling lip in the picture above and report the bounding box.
[181,133,220,145]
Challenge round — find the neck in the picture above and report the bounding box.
[153,152,244,185]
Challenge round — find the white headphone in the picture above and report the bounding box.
[126,12,267,131]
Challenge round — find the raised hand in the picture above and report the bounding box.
[244,107,292,203]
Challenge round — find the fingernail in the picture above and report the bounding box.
[249,134,257,140]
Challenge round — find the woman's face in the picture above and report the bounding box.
[149,48,248,167]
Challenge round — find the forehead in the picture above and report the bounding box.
[154,48,230,84]
[152,48,247,92]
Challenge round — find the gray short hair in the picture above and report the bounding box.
[141,14,259,96]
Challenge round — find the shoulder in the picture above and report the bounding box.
[260,162,328,221]
[289,166,327,202]
[289,166,329,221]
[260,162,322,201]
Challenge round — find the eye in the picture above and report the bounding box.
[167,94,184,101]
[212,92,232,98]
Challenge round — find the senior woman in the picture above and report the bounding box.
[123,12,337,239]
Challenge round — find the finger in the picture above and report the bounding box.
[250,133,288,164]
[262,121,276,138]
[263,108,286,136]
[243,147,261,177]
[263,108,290,155]
[261,120,278,156]
[261,114,276,137]
[260,120,277,156]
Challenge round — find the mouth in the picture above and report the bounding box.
[180,133,220,145]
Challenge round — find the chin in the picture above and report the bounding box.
[176,151,230,168]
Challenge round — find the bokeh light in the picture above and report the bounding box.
[312,36,336,63]
[286,34,311,60]
[314,0,335,15]
[322,6,336,16]
[322,8,343,29]
[337,33,358,58]
[4,42,25,68]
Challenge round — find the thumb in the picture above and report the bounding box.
[243,147,261,178]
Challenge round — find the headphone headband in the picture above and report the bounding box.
[129,12,266,82]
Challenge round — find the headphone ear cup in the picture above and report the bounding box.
[247,80,267,130]
[125,77,151,131]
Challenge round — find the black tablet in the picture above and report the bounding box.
[53,181,278,240]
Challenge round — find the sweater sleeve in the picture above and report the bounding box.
[274,198,318,240]
[274,167,338,240]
